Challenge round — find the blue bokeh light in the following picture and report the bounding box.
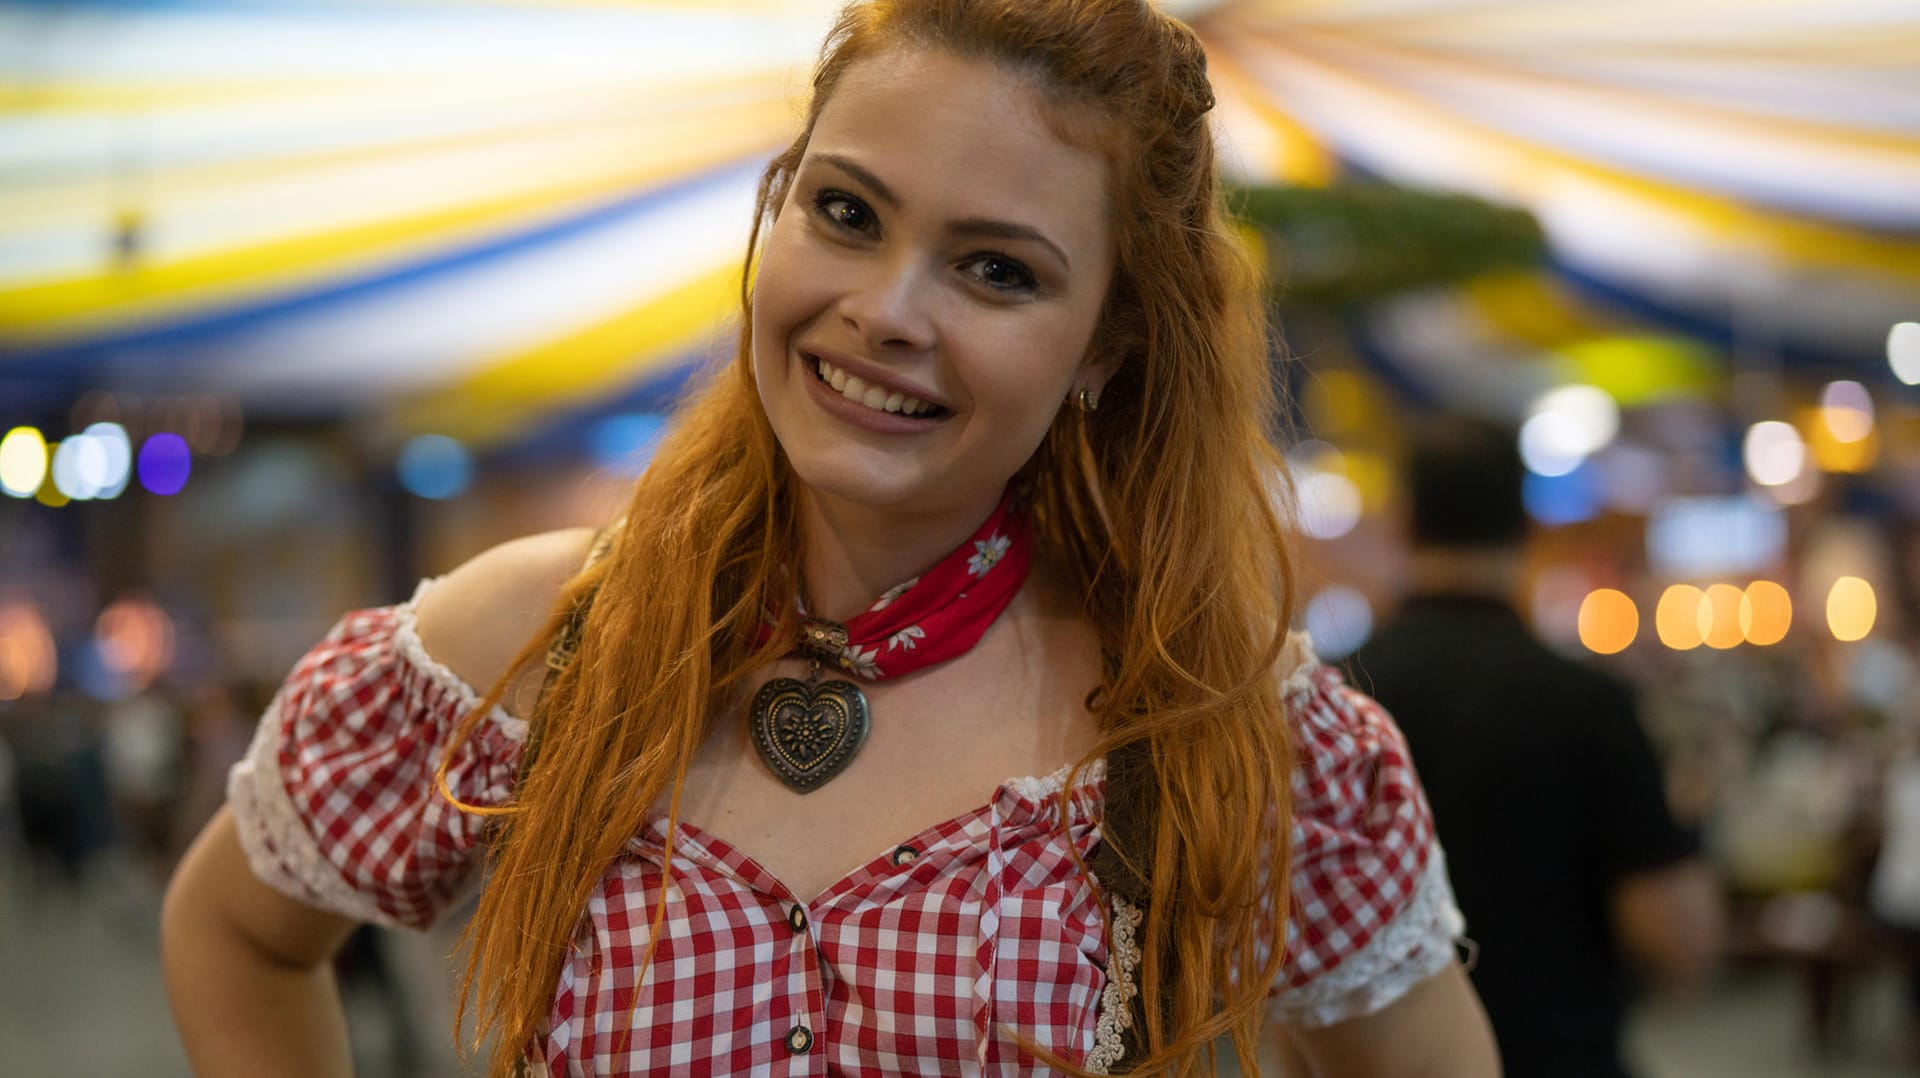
[1303,586,1374,660]
[1523,461,1601,526]
[397,434,473,500]
[590,413,668,477]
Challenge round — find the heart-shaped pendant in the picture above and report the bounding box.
[749,676,871,793]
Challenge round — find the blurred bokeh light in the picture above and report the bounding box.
[1826,576,1878,643]
[1576,588,1638,656]
[2,2,1918,1073]
[1656,584,1710,652]
[1738,580,1793,647]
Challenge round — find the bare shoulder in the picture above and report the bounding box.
[413,527,600,713]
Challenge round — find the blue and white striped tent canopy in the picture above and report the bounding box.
[3,0,1915,449]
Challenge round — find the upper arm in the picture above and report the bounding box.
[1278,963,1500,1078]
[165,805,357,969]
[212,527,598,932]
[1271,662,1458,1027]
[413,527,598,718]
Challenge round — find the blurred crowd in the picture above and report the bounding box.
[3,503,1919,1075]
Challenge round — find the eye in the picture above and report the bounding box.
[962,254,1038,295]
[812,190,874,235]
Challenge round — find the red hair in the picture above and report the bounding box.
[444,3,1299,1074]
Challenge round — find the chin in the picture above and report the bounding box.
[787,454,949,514]
[792,446,1030,524]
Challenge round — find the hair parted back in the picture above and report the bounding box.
[440,2,1301,1074]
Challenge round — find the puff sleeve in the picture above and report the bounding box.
[1267,647,1466,1028]
[227,579,528,930]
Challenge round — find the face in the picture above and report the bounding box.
[750,45,1116,521]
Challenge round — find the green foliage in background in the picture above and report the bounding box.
[1233,184,1547,307]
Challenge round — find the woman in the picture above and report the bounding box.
[162,1,1499,1074]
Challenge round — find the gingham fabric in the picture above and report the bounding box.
[230,580,1459,1075]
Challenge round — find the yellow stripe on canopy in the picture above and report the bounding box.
[1208,47,1337,187]
[0,76,361,112]
[398,258,743,446]
[0,72,786,232]
[0,98,790,343]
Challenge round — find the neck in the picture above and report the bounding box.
[798,488,1002,623]
[1406,545,1522,607]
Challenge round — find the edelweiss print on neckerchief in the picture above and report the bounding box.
[871,577,919,611]
[968,532,1012,576]
[748,491,1034,792]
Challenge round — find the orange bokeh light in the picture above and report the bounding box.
[1739,581,1792,646]
[1577,589,1639,655]
[1656,585,1708,651]
[1702,584,1745,650]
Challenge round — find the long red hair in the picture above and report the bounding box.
[443,2,1300,1074]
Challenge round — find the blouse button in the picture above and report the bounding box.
[787,904,808,933]
[891,845,918,867]
[785,1024,814,1054]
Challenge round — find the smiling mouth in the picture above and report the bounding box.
[807,355,949,419]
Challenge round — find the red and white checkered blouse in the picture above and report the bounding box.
[231,580,1462,1075]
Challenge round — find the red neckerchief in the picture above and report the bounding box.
[776,490,1032,680]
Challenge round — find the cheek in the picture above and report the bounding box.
[750,218,824,356]
[996,313,1101,403]
[750,230,796,352]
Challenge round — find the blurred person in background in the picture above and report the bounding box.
[1866,526,1920,1063]
[102,684,186,885]
[1349,416,1723,1078]
[1870,743,1920,1063]
[5,685,116,899]
[169,679,266,858]
[160,3,1499,1076]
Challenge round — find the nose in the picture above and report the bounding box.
[839,252,935,354]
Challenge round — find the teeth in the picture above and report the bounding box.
[812,356,936,418]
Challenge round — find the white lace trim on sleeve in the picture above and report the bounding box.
[1269,843,1466,1029]
[228,693,407,929]
[226,581,523,927]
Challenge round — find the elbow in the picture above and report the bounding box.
[1614,860,1726,993]
[1654,902,1725,991]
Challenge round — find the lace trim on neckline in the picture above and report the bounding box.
[393,577,528,741]
[999,757,1107,802]
[1279,629,1322,707]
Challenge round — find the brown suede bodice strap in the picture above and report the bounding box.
[1085,738,1164,1071]
[516,522,621,787]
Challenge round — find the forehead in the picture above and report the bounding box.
[806,46,1111,250]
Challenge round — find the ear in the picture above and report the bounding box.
[1076,355,1120,403]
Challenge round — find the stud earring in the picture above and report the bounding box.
[1074,386,1100,414]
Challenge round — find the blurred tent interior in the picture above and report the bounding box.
[1,1,1919,1075]
[3,0,1913,443]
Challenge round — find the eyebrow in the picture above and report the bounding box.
[813,152,1074,271]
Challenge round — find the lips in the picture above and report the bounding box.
[804,353,949,419]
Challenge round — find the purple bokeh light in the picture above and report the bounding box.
[137,433,191,496]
